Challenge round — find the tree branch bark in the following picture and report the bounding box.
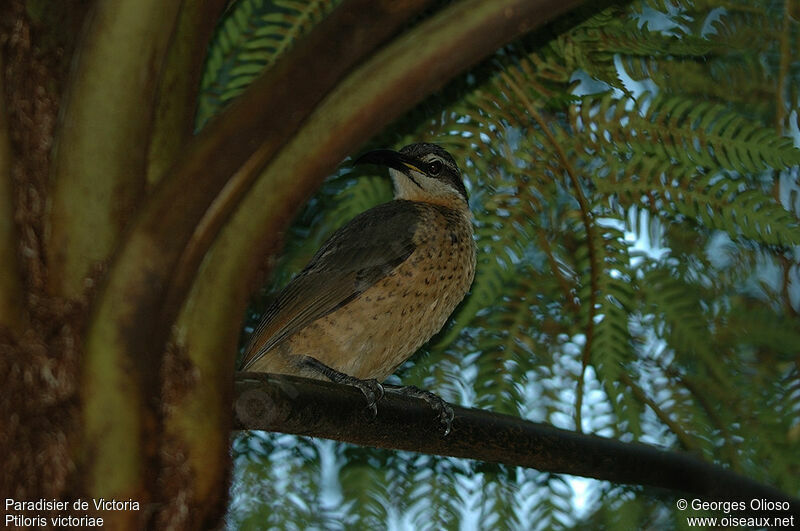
[0,55,25,333]
[234,372,800,520]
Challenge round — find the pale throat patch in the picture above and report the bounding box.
[389,168,464,206]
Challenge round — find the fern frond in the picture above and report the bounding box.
[623,56,775,115]
[723,307,800,356]
[594,154,800,246]
[469,268,552,415]
[197,0,341,127]
[476,467,522,529]
[709,7,778,54]
[576,93,800,174]
[530,475,578,529]
[580,17,719,57]
[339,456,390,526]
[582,222,640,434]
[571,219,633,372]
[639,0,696,11]
[642,267,713,358]
[229,434,330,528]
[409,456,461,529]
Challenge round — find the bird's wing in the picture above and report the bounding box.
[241,200,421,370]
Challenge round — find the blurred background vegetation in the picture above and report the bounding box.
[198,0,800,528]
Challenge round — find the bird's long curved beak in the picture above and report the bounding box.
[353,149,424,176]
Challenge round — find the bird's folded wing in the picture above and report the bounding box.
[241,200,421,370]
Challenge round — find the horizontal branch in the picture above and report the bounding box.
[234,372,800,520]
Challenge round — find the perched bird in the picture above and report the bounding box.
[241,143,476,430]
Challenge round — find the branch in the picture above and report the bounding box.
[234,372,800,520]
[619,372,696,452]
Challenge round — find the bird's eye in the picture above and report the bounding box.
[428,160,443,175]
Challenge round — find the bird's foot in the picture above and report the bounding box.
[331,373,384,417]
[299,356,384,417]
[388,385,454,436]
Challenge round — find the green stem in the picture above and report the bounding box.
[48,0,183,300]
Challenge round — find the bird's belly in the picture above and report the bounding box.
[270,239,475,381]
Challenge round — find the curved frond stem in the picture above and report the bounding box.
[523,191,578,310]
[660,363,742,470]
[48,0,184,300]
[499,69,600,432]
[511,50,559,100]
[619,372,695,452]
[775,0,791,134]
[535,225,577,309]
[145,0,229,189]
[781,259,798,316]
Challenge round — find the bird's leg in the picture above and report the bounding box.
[297,355,384,417]
[385,385,455,437]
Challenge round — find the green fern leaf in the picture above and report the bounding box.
[197,0,341,127]
[596,155,800,245]
[577,93,800,174]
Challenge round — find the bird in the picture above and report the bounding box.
[241,142,476,432]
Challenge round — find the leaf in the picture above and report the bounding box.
[197,0,342,127]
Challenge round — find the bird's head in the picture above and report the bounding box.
[355,143,468,210]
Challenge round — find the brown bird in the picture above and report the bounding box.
[241,143,476,431]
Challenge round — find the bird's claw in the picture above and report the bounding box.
[299,356,385,417]
[332,373,384,417]
[350,378,384,417]
[391,385,454,436]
